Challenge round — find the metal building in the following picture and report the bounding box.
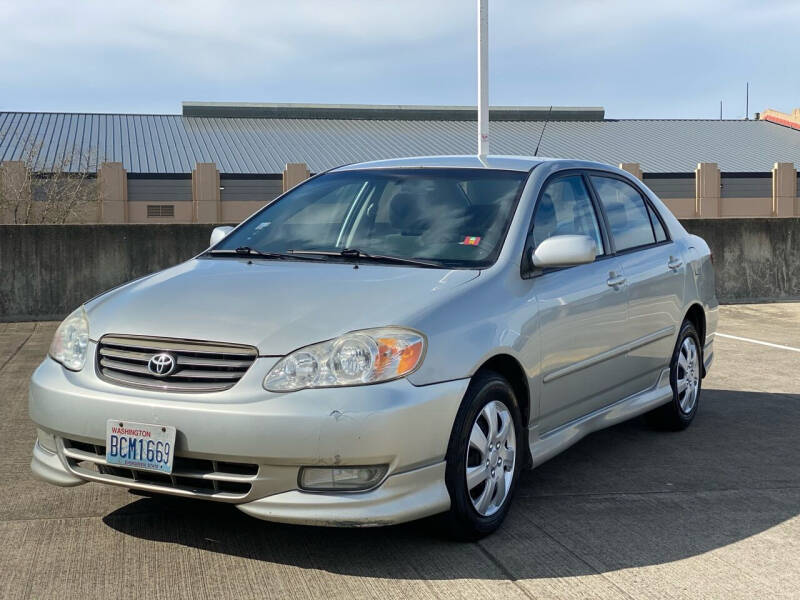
[2,102,800,223]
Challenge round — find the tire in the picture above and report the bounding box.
[441,371,523,540]
[647,319,703,431]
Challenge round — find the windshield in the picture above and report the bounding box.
[212,168,528,268]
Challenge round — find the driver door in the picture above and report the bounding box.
[529,173,629,433]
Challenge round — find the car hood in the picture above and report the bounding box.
[85,257,480,355]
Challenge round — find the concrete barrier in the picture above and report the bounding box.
[682,218,800,303]
[0,225,215,321]
[1,220,799,321]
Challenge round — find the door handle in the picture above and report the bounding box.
[668,256,683,271]
[607,274,626,288]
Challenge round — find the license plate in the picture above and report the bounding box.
[106,419,176,474]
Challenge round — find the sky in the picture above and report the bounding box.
[1,0,798,119]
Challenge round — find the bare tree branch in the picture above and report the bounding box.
[0,132,99,224]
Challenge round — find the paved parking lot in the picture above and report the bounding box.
[1,304,799,600]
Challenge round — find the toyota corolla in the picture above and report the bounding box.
[30,155,717,538]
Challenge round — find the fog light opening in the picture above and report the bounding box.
[36,429,58,454]
[298,465,388,491]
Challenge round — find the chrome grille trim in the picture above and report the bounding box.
[99,357,150,374]
[101,335,257,355]
[176,355,254,369]
[97,334,257,392]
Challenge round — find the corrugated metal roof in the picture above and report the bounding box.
[2,111,800,175]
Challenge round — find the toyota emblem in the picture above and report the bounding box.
[148,353,176,376]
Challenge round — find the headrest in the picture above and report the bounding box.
[389,192,430,235]
[606,200,628,228]
[464,204,500,230]
[537,192,556,221]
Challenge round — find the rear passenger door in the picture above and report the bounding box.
[588,174,685,395]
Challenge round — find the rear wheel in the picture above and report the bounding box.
[647,320,702,430]
[442,372,523,540]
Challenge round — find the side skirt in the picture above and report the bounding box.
[528,368,673,469]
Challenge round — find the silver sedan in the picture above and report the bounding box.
[30,156,717,539]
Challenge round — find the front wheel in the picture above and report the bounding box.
[442,372,523,540]
[647,319,703,430]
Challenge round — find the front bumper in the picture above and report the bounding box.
[29,351,468,526]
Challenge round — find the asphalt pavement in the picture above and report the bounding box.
[1,303,799,599]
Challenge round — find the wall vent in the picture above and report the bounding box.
[147,204,175,218]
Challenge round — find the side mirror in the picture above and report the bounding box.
[209,226,234,247]
[532,235,597,268]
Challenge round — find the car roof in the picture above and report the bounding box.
[330,155,616,173]
[331,155,548,173]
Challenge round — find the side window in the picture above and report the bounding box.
[590,176,655,251]
[647,204,668,242]
[531,175,604,256]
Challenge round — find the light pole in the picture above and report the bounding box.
[477,0,489,158]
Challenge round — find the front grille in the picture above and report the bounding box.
[97,334,258,392]
[63,439,258,498]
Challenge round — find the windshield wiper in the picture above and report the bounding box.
[286,248,443,268]
[205,247,325,261]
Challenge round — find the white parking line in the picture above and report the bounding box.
[716,333,800,353]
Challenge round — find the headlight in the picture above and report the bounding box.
[264,327,425,392]
[49,306,89,371]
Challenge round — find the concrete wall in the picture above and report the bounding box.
[682,218,800,303]
[0,225,215,321]
[661,197,697,219]
[1,220,798,321]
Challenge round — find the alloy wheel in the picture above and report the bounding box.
[465,400,517,516]
[676,336,700,414]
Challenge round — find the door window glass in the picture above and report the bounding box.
[531,175,604,256]
[590,176,656,251]
[647,203,668,242]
